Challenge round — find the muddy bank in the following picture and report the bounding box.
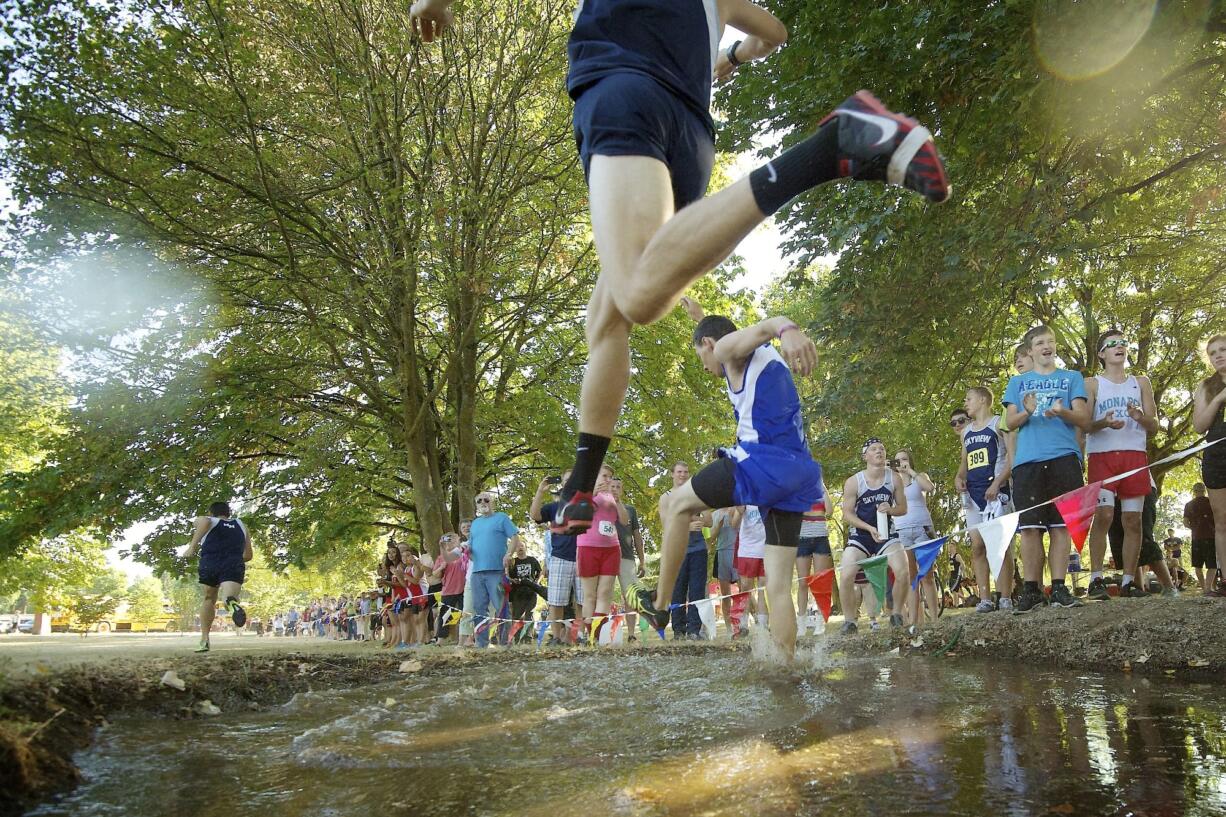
[841,594,1226,677]
[3,596,1223,815]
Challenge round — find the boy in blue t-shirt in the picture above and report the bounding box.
[1003,325,1090,614]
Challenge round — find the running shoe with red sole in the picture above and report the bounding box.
[551,490,595,535]
[820,90,951,203]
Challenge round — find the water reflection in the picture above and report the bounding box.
[30,652,1226,817]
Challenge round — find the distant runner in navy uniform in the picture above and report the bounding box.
[641,297,820,658]
[184,501,253,653]
[410,0,950,537]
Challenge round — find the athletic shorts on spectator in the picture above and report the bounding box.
[577,545,620,578]
[1013,453,1084,530]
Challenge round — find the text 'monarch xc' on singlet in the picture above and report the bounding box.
[567,0,720,135]
[1086,375,1147,454]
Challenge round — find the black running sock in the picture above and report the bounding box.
[1024,581,1039,593]
[566,432,611,495]
[1051,579,1066,589]
[749,121,840,216]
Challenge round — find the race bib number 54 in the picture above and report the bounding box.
[598,520,616,537]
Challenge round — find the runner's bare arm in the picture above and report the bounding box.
[1193,382,1226,434]
[714,0,787,81]
[409,0,456,42]
[243,526,253,563]
[713,316,817,375]
[1130,375,1159,435]
[885,470,907,516]
[183,517,210,559]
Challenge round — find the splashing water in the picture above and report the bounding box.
[30,650,1226,817]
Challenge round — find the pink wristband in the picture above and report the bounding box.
[777,323,799,338]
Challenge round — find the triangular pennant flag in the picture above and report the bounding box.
[730,591,750,637]
[433,591,443,604]
[590,615,605,644]
[608,614,622,644]
[859,554,889,607]
[446,610,462,626]
[909,537,948,591]
[508,620,525,643]
[536,620,549,645]
[695,598,716,640]
[805,569,835,621]
[979,512,1020,583]
[637,614,649,634]
[473,617,491,634]
[568,616,583,643]
[1053,481,1103,553]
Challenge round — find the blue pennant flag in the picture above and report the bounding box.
[909,536,949,590]
[536,621,549,645]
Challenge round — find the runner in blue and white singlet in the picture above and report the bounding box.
[723,344,823,512]
[652,309,821,658]
[847,470,897,556]
[962,415,1010,523]
[838,439,910,632]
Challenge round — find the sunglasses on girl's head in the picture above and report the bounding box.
[950,417,969,427]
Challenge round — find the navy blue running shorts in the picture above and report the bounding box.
[797,536,831,558]
[572,72,715,210]
[198,558,245,588]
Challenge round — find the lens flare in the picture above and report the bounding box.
[1032,0,1158,80]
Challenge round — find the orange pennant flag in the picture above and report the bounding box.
[508,620,525,643]
[805,569,835,621]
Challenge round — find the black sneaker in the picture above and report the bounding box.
[888,613,904,628]
[1049,585,1084,608]
[821,90,951,203]
[1013,586,1046,614]
[1120,582,1147,599]
[628,583,669,631]
[1087,577,1111,601]
[225,597,247,628]
[550,490,595,534]
[840,621,858,635]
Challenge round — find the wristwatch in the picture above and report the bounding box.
[727,39,743,67]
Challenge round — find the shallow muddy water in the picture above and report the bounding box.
[30,647,1226,816]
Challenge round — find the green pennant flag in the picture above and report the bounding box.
[638,614,649,634]
[859,554,889,606]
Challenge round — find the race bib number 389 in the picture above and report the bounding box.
[967,448,989,470]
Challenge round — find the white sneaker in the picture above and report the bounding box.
[997,597,1013,611]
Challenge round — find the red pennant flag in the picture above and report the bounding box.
[730,591,750,636]
[1053,480,1103,553]
[609,614,622,644]
[805,569,835,621]
[568,616,583,644]
[508,620,525,643]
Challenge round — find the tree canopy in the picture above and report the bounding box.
[1,0,1222,575]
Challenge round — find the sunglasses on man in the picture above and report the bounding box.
[950,417,969,428]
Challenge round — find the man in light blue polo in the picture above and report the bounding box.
[468,491,520,647]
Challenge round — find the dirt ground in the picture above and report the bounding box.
[2,594,1223,816]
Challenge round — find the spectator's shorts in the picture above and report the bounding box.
[797,536,831,558]
[1013,454,1084,531]
[1191,538,1218,570]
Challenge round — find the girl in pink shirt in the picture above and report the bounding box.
[576,465,628,641]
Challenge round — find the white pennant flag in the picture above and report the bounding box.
[695,598,717,640]
[979,511,1020,583]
